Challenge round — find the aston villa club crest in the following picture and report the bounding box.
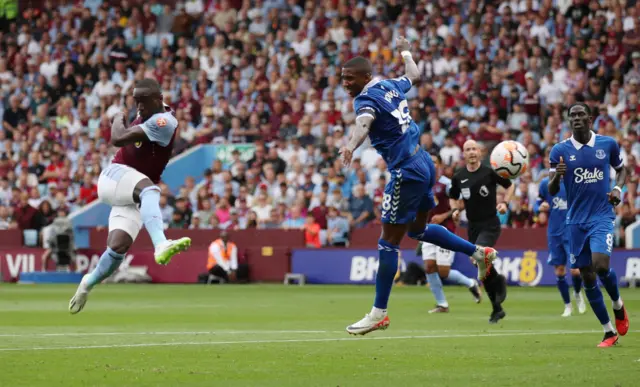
[595,149,605,159]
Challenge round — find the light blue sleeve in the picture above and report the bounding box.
[439,175,452,196]
[388,76,412,93]
[139,112,178,147]
[609,138,624,169]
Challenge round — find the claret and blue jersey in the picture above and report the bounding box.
[354,77,436,224]
[549,132,624,267]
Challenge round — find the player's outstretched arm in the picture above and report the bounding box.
[339,114,373,167]
[110,112,149,147]
[396,37,420,85]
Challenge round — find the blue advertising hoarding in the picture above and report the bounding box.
[291,249,640,286]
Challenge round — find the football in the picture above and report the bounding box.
[490,140,530,179]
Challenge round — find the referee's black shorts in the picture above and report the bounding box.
[467,217,501,247]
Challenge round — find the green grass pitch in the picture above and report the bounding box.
[1,284,639,386]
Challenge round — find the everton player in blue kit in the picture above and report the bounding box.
[549,103,630,347]
[340,37,497,335]
[535,177,586,317]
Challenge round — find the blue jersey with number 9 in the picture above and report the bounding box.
[353,77,419,170]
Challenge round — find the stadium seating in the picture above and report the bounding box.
[1,0,639,249]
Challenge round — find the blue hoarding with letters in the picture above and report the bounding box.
[291,249,640,286]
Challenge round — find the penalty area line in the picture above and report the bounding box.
[0,330,607,352]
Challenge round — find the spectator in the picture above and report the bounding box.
[0,205,14,229]
[304,214,321,248]
[326,206,349,247]
[348,184,373,229]
[282,205,305,230]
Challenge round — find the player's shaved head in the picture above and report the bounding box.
[133,78,164,120]
[342,57,374,97]
[134,78,162,96]
[342,56,373,74]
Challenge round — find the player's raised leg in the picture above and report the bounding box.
[135,179,191,265]
[407,194,497,281]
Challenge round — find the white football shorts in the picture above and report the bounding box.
[421,242,455,266]
[98,163,148,240]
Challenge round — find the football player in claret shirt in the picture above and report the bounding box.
[69,79,191,314]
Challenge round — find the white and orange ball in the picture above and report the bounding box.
[490,140,530,179]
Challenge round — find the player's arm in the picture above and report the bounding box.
[548,146,565,195]
[340,113,374,167]
[609,140,626,206]
[111,111,177,147]
[396,37,420,85]
[110,112,148,147]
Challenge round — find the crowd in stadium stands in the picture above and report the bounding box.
[1,0,640,247]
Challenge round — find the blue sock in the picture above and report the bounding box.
[427,272,448,307]
[598,269,621,303]
[584,284,611,326]
[556,275,571,305]
[446,269,474,288]
[85,248,125,288]
[572,274,583,294]
[373,239,399,309]
[140,186,167,248]
[408,224,476,256]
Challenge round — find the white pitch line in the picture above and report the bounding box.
[0,330,608,352]
[0,329,600,338]
[0,330,332,338]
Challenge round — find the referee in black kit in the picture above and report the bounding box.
[448,140,515,323]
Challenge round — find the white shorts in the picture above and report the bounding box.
[98,163,148,206]
[421,242,455,266]
[98,164,147,240]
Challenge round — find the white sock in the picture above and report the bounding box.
[565,303,572,308]
[370,306,387,319]
[612,299,623,310]
[603,321,615,333]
